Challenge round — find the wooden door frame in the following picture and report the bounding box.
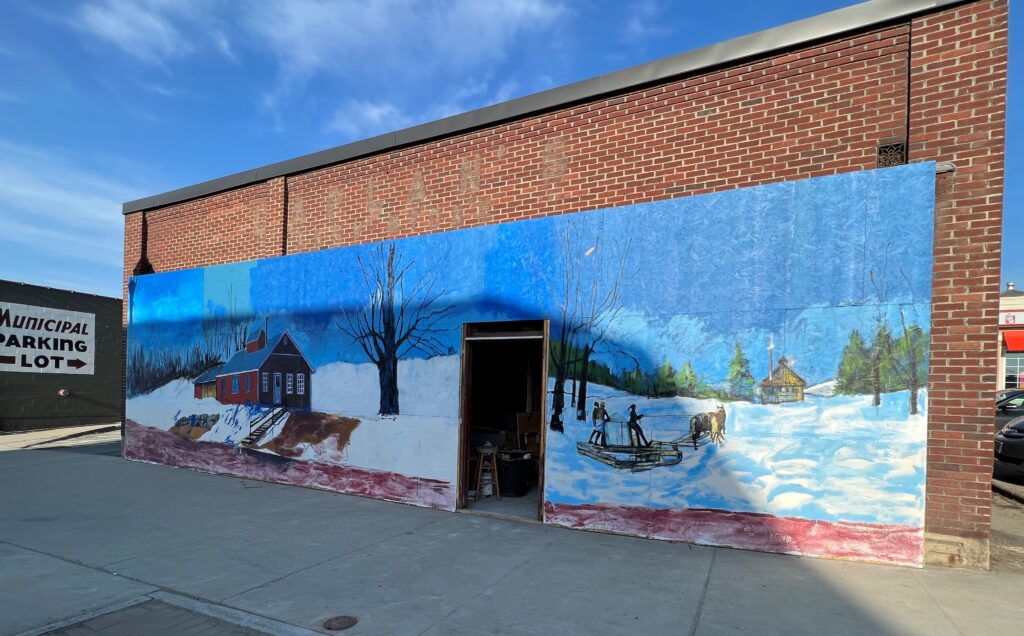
[537,319,549,522]
[456,324,471,510]
[455,320,549,520]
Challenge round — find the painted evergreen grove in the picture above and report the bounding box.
[835,324,928,415]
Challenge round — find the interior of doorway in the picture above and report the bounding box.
[460,320,545,520]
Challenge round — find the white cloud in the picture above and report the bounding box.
[247,0,565,116]
[0,141,129,225]
[490,80,522,104]
[138,82,179,97]
[0,139,147,296]
[69,1,566,137]
[74,0,232,66]
[324,74,531,141]
[77,0,192,65]
[244,0,564,79]
[326,100,416,140]
[72,0,565,73]
[211,28,235,61]
[2,216,121,267]
[622,1,674,42]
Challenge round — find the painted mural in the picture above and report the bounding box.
[126,162,935,566]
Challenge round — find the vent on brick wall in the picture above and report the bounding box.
[877,142,907,168]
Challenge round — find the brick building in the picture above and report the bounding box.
[1,280,122,432]
[123,0,1007,568]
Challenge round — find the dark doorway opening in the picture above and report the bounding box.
[459,320,546,520]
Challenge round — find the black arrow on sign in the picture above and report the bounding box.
[67,359,87,369]
[0,355,13,365]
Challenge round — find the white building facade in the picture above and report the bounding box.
[999,283,1024,390]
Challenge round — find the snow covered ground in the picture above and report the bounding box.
[126,380,268,446]
[127,359,924,527]
[306,355,461,482]
[310,355,459,418]
[806,379,838,397]
[125,355,461,483]
[545,383,927,527]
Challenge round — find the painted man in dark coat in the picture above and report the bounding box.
[588,401,607,446]
[627,404,650,447]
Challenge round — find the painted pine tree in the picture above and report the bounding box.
[655,360,677,396]
[674,361,698,397]
[870,323,895,407]
[836,329,872,395]
[888,316,928,415]
[727,342,756,400]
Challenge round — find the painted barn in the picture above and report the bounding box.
[193,365,220,399]
[193,329,312,407]
[759,356,806,404]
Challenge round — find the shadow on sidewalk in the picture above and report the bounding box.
[38,440,123,457]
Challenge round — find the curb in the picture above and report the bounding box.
[151,591,324,636]
[13,592,324,636]
[14,596,153,636]
[993,480,1024,505]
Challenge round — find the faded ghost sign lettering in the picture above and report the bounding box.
[0,302,95,374]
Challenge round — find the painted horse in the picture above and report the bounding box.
[689,412,712,449]
[689,405,727,449]
[710,405,727,444]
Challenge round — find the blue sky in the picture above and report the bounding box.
[0,1,1019,298]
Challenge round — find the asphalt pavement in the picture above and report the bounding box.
[1,428,1023,635]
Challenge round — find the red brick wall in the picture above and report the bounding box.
[283,23,910,252]
[127,22,913,271]
[123,0,1008,550]
[120,178,287,314]
[910,0,1008,543]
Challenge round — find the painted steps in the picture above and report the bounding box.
[240,407,287,447]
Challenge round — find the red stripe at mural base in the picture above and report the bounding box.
[123,421,922,565]
[124,421,456,511]
[544,502,924,567]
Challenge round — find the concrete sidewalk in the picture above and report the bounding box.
[1,444,1021,636]
[0,424,121,452]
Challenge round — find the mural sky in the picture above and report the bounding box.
[129,162,935,389]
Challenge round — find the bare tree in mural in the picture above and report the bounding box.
[574,236,632,421]
[206,285,252,360]
[228,293,252,354]
[867,245,892,408]
[549,221,633,431]
[337,243,454,416]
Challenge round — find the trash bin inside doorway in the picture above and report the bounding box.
[497,455,531,497]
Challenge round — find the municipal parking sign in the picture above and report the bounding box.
[0,301,95,375]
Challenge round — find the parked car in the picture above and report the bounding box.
[996,393,1024,430]
[996,415,1024,466]
[997,388,1024,404]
